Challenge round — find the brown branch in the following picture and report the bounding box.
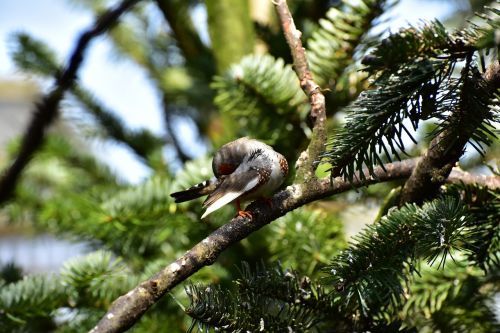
[274,0,327,182]
[0,0,141,205]
[448,169,500,189]
[90,159,416,333]
[91,156,500,333]
[400,60,500,204]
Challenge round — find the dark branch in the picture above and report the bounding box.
[400,61,500,204]
[274,0,327,182]
[0,0,141,205]
[161,95,191,163]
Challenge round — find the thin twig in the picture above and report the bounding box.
[0,0,141,205]
[274,0,327,182]
[161,95,191,163]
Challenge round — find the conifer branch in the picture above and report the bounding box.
[400,61,500,204]
[274,0,327,182]
[0,0,141,205]
[90,159,414,333]
[90,157,500,332]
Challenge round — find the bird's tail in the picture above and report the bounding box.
[170,178,219,203]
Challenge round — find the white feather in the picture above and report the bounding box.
[201,176,259,219]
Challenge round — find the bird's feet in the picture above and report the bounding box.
[237,210,253,219]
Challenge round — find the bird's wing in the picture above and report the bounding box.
[201,169,260,219]
[170,178,220,203]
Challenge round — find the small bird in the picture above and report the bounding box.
[170,137,288,219]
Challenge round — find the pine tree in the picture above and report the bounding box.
[0,0,498,332]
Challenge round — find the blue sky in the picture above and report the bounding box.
[0,0,455,182]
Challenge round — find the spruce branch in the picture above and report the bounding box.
[400,61,500,204]
[212,54,308,155]
[325,59,452,181]
[90,159,414,333]
[325,195,497,318]
[185,263,338,332]
[401,259,500,332]
[0,0,141,205]
[308,0,389,87]
[274,0,327,182]
[90,158,500,332]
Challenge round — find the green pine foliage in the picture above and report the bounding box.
[307,0,393,110]
[212,54,309,157]
[266,208,346,277]
[400,259,500,333]
[185,263,339,332]
[447,184,500,271]
[326,196,476,316]
[1,251,142,331]
[324,7,500,180]
[0,274,66,325]
[327,58,448,179]
[307,0,389,86]
[1,0,499,332]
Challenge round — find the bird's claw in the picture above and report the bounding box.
[237,210,253,219]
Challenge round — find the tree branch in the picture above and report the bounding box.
[90,159,412,333]
[448,168,500,189]
[161,95,191,163]
[274,0,327,182]
[89,157,500,332]
[400,60,500,204]
[0,0,141,205]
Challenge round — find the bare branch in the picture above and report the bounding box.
[274,0,327,182]
[91,153,499,333]
[448,169,500,189]
[0,0,141,205]
[90,159,415,333]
